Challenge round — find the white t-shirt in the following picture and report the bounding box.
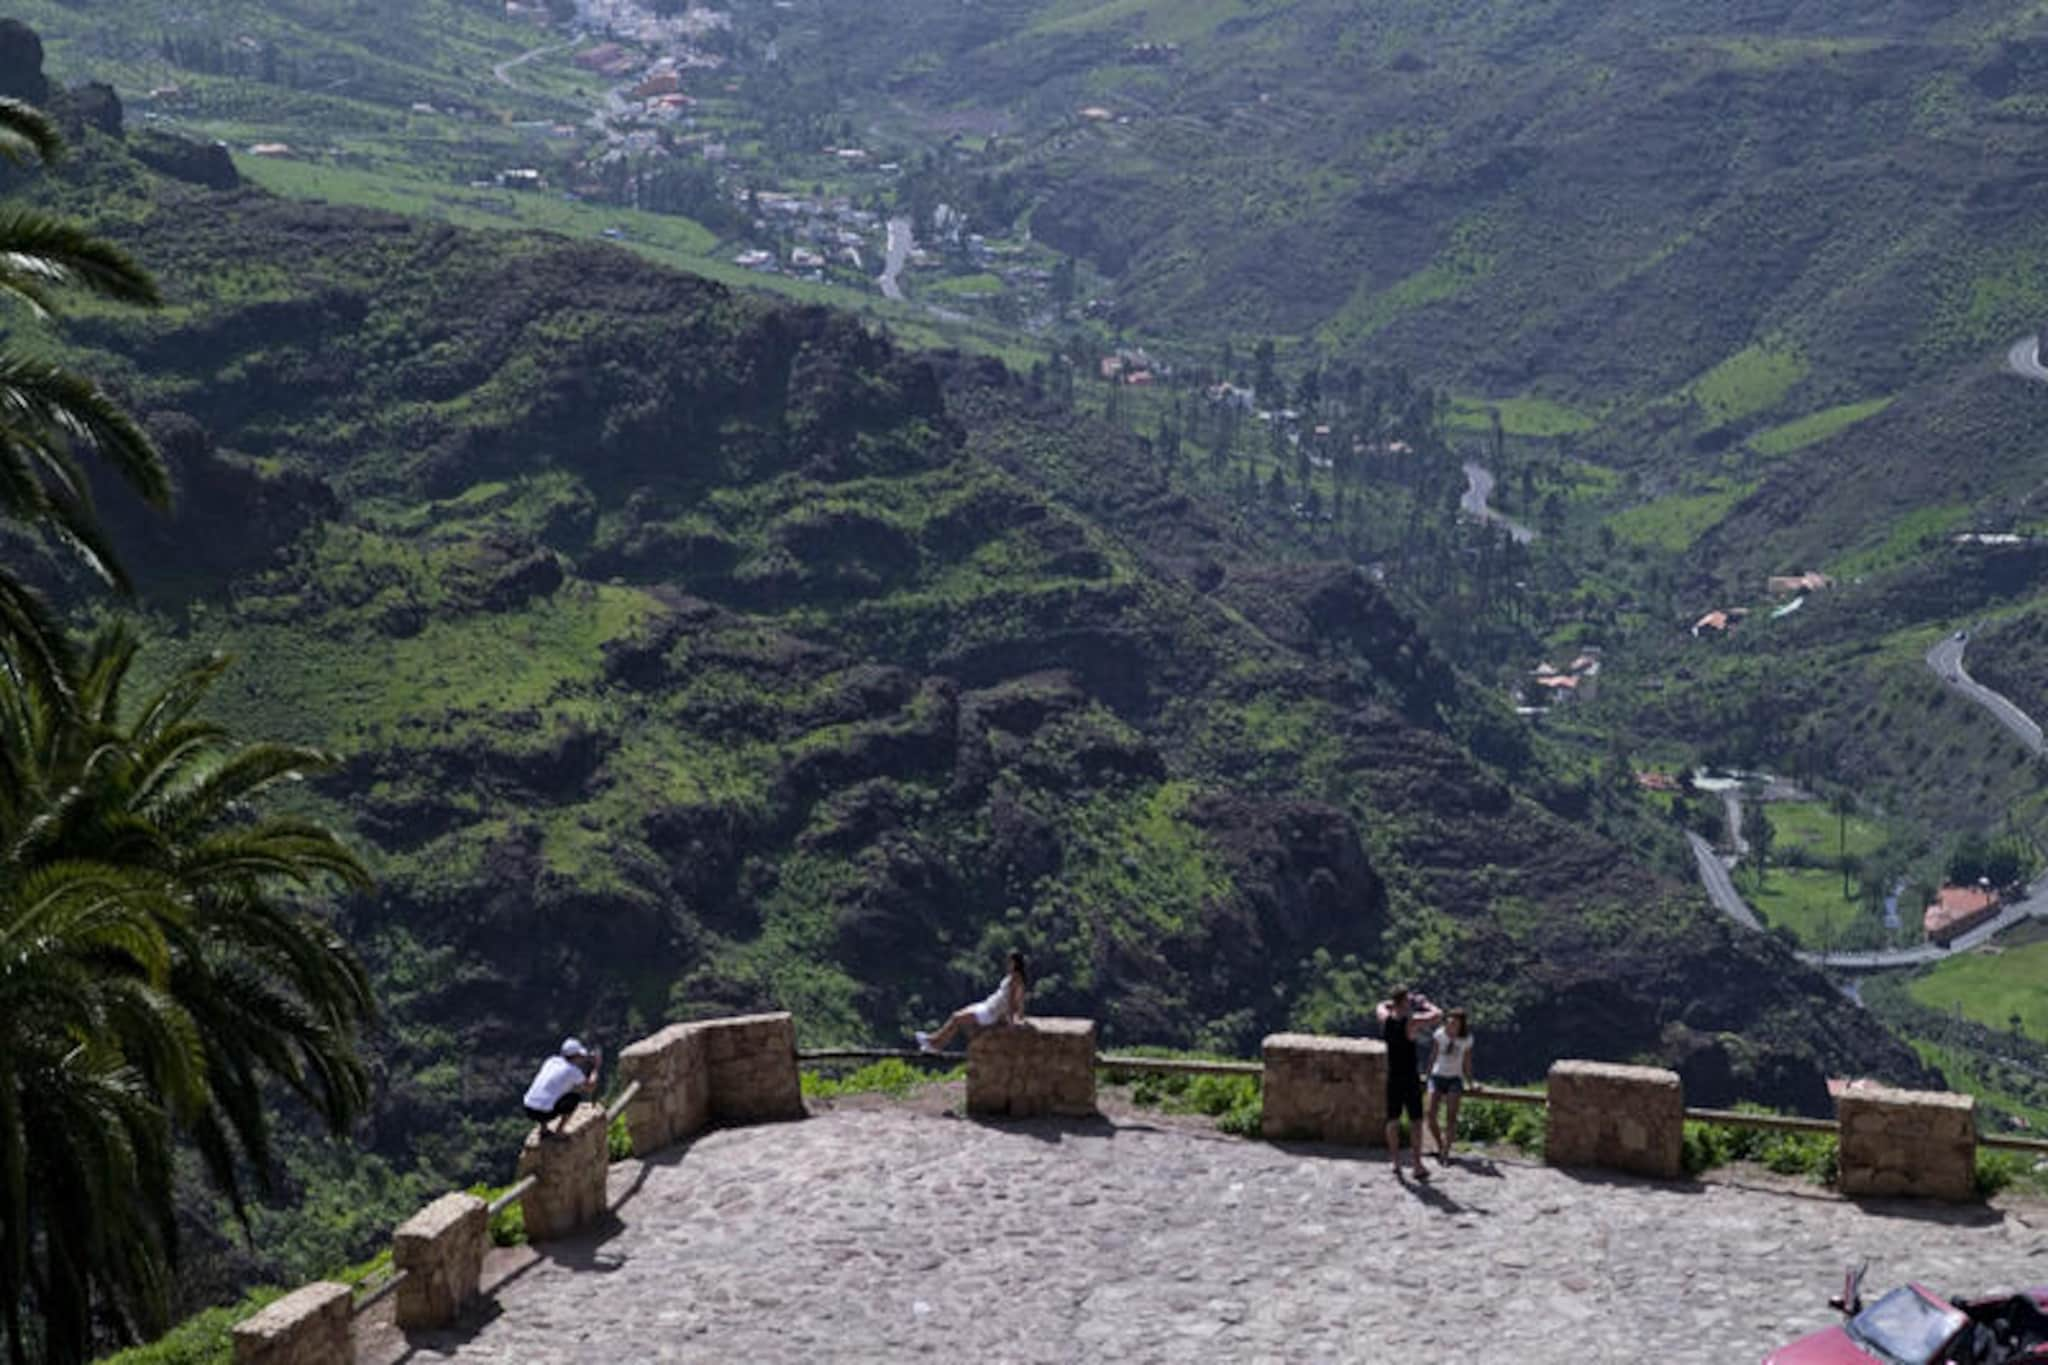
[524,1055,585,1110]
[1430,1028,1472,1078]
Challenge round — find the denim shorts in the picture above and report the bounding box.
[1428,1075,1465,1095]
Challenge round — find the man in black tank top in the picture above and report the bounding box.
[1377,985,1442,1180]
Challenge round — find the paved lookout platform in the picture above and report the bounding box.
[363,1101,2048,1365]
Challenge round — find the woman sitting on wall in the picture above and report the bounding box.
[915,951,1028,1053]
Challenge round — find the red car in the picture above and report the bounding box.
[1765,1267,2048,1364]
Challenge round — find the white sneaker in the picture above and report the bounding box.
[914,1031,936,1054]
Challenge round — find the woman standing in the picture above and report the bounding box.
[915,951,1028,1053]
[1425,1008,1474,1163]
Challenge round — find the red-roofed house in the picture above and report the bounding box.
[1923,884,1999,945]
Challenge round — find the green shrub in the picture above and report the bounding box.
[1759,1131,1837,1182]
[800,1058,960,1099]
[469,1182,526,1246]
[1976,1150,2028,1198]
[1116,1063,1262,1135]
[97,1289,284,1365]
[1503,1105,1547,1157]
[608,1111,633,1162]
[1680,1117,1835,1182]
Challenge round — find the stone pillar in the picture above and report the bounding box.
[231,1281,351,1365]
[699,1012,803,1123]
[515,1102,609,1242]
[392,1191,488,1331]
[1545,1060,1684,1179]
[1260,1033,1386,1145]
[619,1022,709,1155]
[966,1018,1097,1118]
[1837,1085,1976,1202]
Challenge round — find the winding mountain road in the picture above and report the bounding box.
[879,217,913,301]
[1459,462,1536,543]
[2007,334,2048,384]
[1688,833,1759,931]
[1695,826,2046,973]
[1690,632,2048,969]
[1927,634,2044,755]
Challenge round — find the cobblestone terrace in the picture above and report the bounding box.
[359,1091,2048,1364]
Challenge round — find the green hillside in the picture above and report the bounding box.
[0,93,1945,1293]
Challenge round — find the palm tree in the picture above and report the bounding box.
[0,624,373,1362]
[0,95,166,708]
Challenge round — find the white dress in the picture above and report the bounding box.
[969,975,1016,1026]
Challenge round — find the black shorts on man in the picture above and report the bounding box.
[1387,1073,1424,1122]
[524,1091,585,1124]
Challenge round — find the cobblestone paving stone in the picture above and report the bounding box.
[382,1103,2048,1364]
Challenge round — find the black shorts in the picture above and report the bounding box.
[1387,1073,1423,1123]
[524,1092,584,1124]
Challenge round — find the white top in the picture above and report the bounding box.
[1430,1028,1472,1079]
[524,1055,585,1110]
[969,975,1019,1027]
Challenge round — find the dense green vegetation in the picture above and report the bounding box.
[12,0,2048,1349]
[0,58,1949,1335]
[0,86,373,1364]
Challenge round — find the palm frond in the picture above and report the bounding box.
[0,352,169,510]
[0,97,61,166]
[0,209,160,307]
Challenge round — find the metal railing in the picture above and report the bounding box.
[1980,1131,2048,1156]
[352,1268,409,1316]
[798,1049,2048,1151]
[606,1079,642,1121]
[487,1174,539,1217]
[1096,1054,1262,1077]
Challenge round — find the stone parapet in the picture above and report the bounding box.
[619,1022,709,1154]
[516,1101,610,1242]
[231,1280,351,1365]
[1545,1060,1684,1179]
[699,1012,803,1123]
[1837,1085,1976,1202]
[1261,1033,1386,1145]
[967,1018,1097,1118]
[393,1190,488,1330]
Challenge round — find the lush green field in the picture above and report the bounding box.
[1748,398,1895,458]
[1767,801,1887,863]
[1908,938,2048,1043]
[1685,343,1810,425]
[1447,395,1600,438]
[1749,866,1868,950]
[1606,482,1754,551]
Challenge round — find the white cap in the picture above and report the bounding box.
[561,1037,589,1059]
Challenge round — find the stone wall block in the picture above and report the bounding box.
[1260,1033,1387,1146]
[967,1018,1097,1118]
[619,1022,709,1154]
[1545,1060,1683,1180]
[516,1102,610,1242]
[232,1280,352,1365]
[698,1012,803,1123]
[1837,1086,1976,1202]
[392,1191,488,1330]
